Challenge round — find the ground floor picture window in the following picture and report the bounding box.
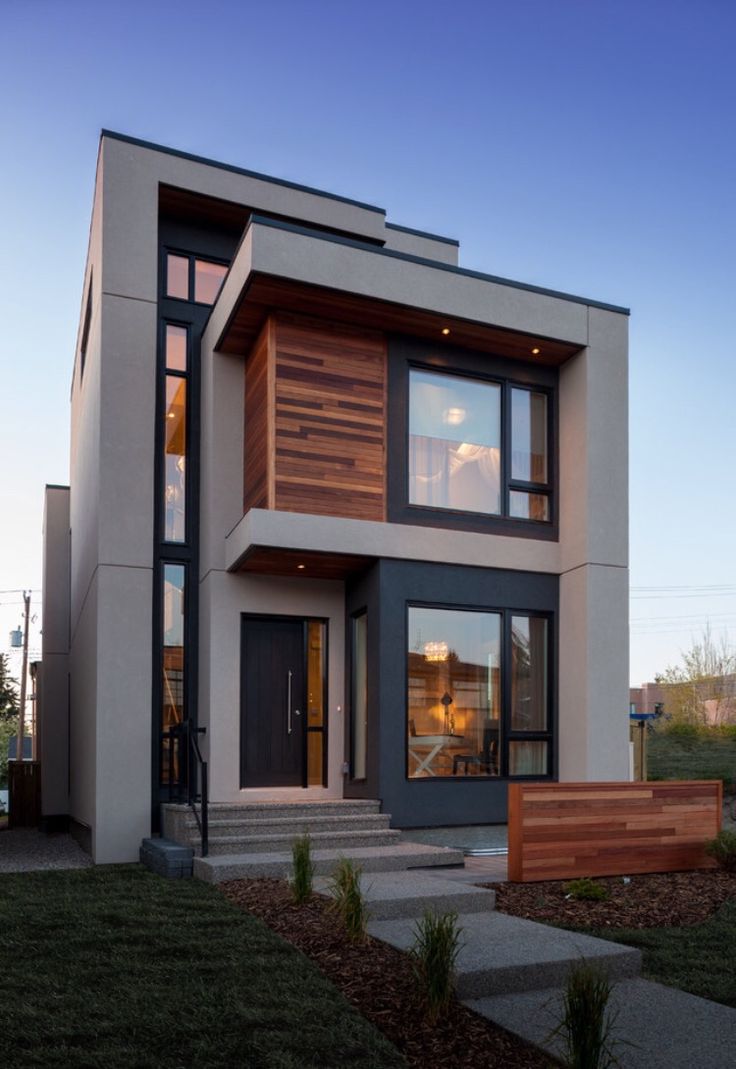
[407,604,551,779]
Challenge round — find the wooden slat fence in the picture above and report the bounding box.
[508,781,722,882]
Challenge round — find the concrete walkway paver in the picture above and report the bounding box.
[0,829,92,873]
[316,869,495,919]
[469,977,736,1069]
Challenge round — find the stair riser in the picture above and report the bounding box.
[367,890,496,920]
[456,950,642,999]
[194,851,464,882]
[175,816,392,838]
[206,831,401,856]
[162,804,382,841]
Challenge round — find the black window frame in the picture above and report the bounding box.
[404,600,554,782]
[164,247,230,307]
[387,336,558,541]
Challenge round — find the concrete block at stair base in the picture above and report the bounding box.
[314,870,495,920]
[140,838,194,878]
[368,911,641,999]
[467,979,736,1069]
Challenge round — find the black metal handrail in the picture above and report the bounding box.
[162,721,209,858]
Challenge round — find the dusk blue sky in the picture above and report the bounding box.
[1,0,734,685]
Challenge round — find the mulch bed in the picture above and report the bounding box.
[221,878,553,1069]
[488,869,736,929]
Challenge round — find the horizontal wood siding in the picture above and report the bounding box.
[507,781,722,882]
[273,314,386,521]
[243,319,272,512]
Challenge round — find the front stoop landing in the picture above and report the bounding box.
[162,800,464,880]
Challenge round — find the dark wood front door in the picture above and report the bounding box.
[241,616,306,787]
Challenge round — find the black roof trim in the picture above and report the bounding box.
[45,483,70,491]
[100,130,386,215]
[248,215,630,316]
[385,222,459,247]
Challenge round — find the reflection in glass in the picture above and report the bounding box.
[194,259,227,304]
[165,324,187,372]
[511,616,548,731]
[162,564,185,785]
[407,607,501,778]
[511,389,548,483]
[166,254,189,300]
[352,614,368,779]
[509,740,548,775]
[409,369,501,515]
[509,491,550,522]
[307,620,326,786]
[164,377,186,542]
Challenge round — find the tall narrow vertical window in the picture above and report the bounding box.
[509,389,549,521]
[351,613,368,779]
[164,377,187,542]
[409,369,502,515]
[161,564,185,785]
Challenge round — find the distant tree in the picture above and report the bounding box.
[0,654,19,723]
[655,626,736,726]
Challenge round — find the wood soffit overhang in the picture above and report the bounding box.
[216,272,583,367]
[237,546,372,580]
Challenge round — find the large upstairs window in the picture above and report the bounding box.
[408,368,550,524]
[165,252,227,306]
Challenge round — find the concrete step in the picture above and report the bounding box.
[467,978,736,1069]
[367,910,641,1000]
[315,869,496,920]
[178,813,392,838]
[206,827,402,856]
[162,800,383,844]
[193,842,465,883]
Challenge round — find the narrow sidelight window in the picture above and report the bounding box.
[166,254,189,300]
[161,564,185,785]
[306,620,327,786]
[409,369,501,515]
[165,324,187,372]
[351,613,368,779]
[511,389,548,483]
[511,616,548,731]
[164,376,187,542]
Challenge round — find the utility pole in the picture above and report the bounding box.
[15,590,30,761]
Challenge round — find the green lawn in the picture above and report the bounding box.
[0,865,405,1069]
[587,900,736,1008]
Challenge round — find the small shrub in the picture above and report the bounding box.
[291,834,314,904]
[549,959,620,1068]
[705,830,736,872]
[563,878,609,902]
[409,910,462,1023]
[328,858,368,941]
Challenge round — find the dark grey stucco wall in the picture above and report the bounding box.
[347,558,558,827]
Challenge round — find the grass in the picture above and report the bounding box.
[0,865,406,1069]
[585,899,736,1008]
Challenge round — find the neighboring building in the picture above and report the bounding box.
[39,132,630,863]
[630,679,736,725]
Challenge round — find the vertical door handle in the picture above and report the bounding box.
[287,669,293,735]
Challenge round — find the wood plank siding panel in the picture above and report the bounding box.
[507,781,722,882]
[272,314,386,521]
[243,319,273,512]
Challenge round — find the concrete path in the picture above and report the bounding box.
[0,829,92,873]
[334,864,736,1069]
[470,978,736,1069]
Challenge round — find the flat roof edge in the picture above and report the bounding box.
[45,483,70,491]
[249,214,630,316]
[385,222,460,246]
[100,130,386,215]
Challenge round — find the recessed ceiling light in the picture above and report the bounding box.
[443,407,466,426]
[297,564,306,570]
[441,327,451,336]
[531,347,541,355]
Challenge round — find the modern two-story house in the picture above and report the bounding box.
[39,132,629,863]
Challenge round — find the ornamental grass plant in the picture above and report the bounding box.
[291,833,314,904]
[549,959,620,1069]
[328,857,369,941]
[409,909,462,1024]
